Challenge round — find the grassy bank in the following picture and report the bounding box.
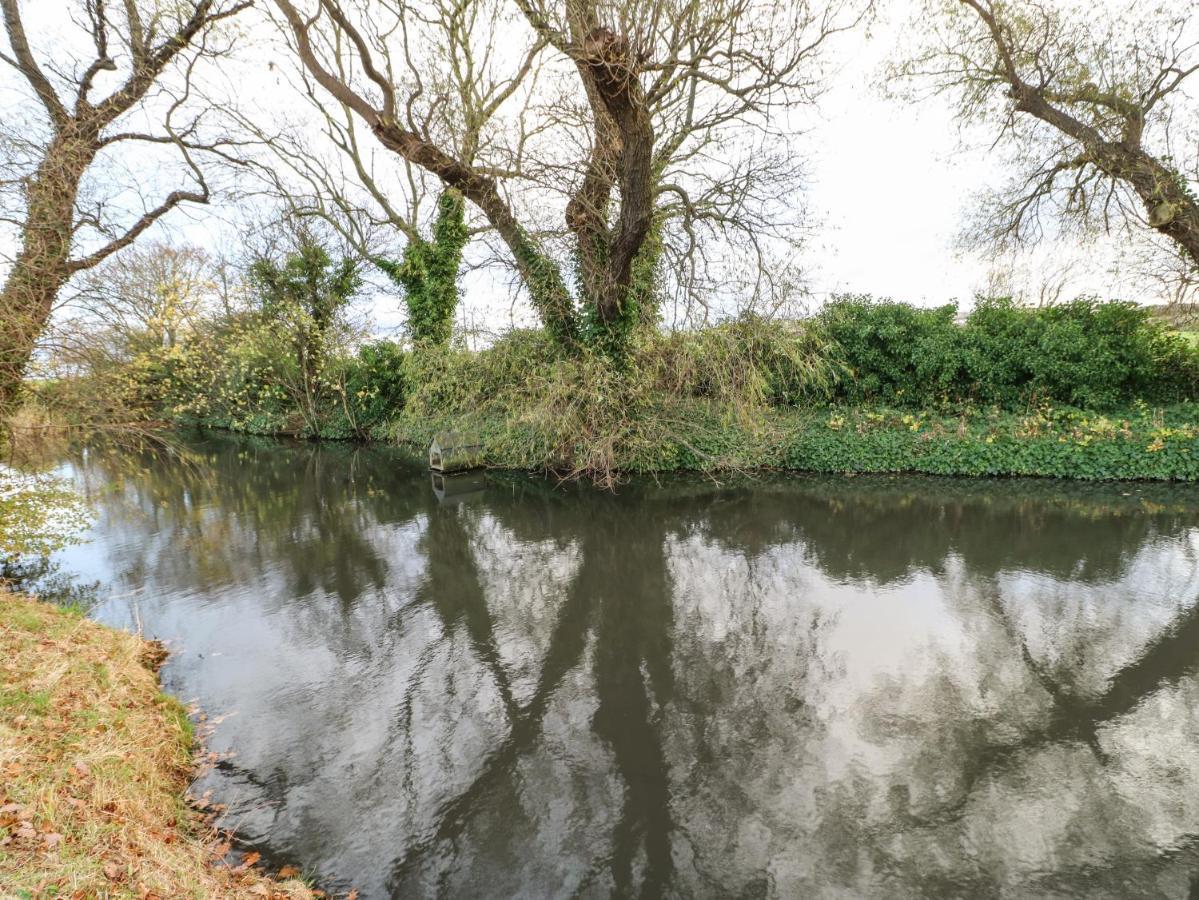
[0,593,317,899]
[373,302,1199,482]
[390,397,1199,482]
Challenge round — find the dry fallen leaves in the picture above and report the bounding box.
[0,592,318,899]
[233,851,263,872]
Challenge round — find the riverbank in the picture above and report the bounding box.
[25,299,1199,484]
[389,401,1199,483]
[0,592,318,898]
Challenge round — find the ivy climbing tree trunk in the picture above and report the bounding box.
[0,0,248,417]
[271,0,860,359]
[374,190,469,347]
[0,128,97,415]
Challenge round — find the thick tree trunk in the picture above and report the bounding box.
[0,131,96,415]
[1127,156,1199,266]
[565,26,656,353]
[275,0,661,354]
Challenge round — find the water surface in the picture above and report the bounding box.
[41,433,1199,898]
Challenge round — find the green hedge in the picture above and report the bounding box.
[816,296,1199,410]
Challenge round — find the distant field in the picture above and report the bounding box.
[1179,331,1199,348]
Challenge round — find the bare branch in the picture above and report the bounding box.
[0,0,68,126]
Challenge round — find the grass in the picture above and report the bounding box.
[392,401,1199,482]
[385,322,838,486]
[382,326,1199,482]
[0,592,321,899]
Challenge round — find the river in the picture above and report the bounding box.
[34,431,1199,898]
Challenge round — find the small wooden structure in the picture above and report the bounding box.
[429,431,482,473]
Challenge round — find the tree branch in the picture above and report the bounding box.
[0,0,68,126]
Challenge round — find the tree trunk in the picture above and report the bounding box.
[0,130,96,415]
[1127,156,1199,266]
[566,26,657,356]
[375,189,470,346]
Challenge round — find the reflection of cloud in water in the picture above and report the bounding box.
[43,435,1199,898]
[999,531,1199,701]
[467,510,581,708]
[663,526,1199,897]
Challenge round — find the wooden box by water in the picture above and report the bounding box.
[428,431,483,473]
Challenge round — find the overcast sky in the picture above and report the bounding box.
[801,6,996,305]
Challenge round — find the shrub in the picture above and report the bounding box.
[958,297,1041,407]
[817,295,1199,410]
[815,296,966,405]
[963,297,1185,409]
[339,340,408,436]
[152,315,296,434]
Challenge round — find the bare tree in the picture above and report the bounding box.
[0,0,250,415]
[977,248,1089,307]
[899,0,1199,270]
[238,0,538,345]
[270,0,867,354]
[1122,231,1199,317]
[69,241,216,350]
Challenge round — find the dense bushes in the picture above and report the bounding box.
[36,280,1199,481]
[108,241,373,438]
[341,341,408,431]
[815,299,962,405]
[817,296,1199,410]
[963,298,1199,408]
[138,329,410,440]
[387,317,836,483]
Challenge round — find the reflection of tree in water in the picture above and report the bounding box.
[386,493,679,898]
[86,435,409,604]
[697,475,1199,586]
[1,554,101,610]
[54,436,1199,898]
[800,567,1199,897]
